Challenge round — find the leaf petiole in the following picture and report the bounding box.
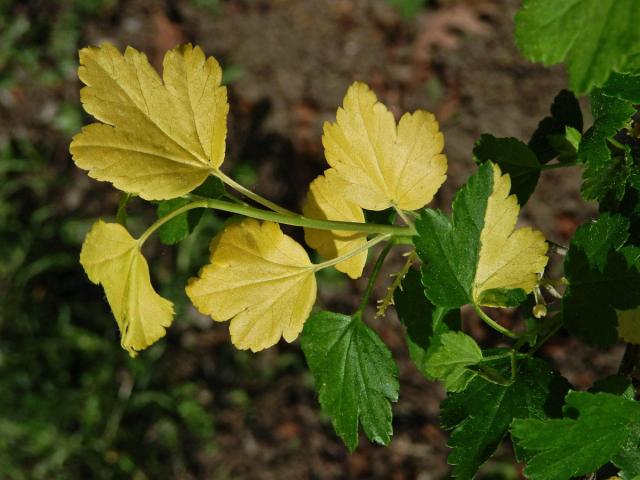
[473,304,518,339]
[212,168,297,216]
[313,234,392,273]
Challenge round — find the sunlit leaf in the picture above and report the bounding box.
[71,43,228,200]
[80,220,174,356]
[186,219,317,352]
[323,82,447,211]
[302,169,367,279]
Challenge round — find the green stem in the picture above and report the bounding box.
[116,193,133,226]
[212,168,296,216]
[473,304,518,339]
[608,137,625,150]
[357,240,394,315]
[187,198,416,236]
[314,234,391,272]
[137,201,207,246]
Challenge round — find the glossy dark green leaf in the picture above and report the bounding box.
[562,214,640,346]
[473,135,541,204]
[528,90,583,164]
[512,391,640,480]
[441,356,570,480]
[601,72,640,103]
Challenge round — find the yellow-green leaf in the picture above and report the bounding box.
[472,164,548,305]
[323,81,447,211]
[617,308,640,344]
[80,220,174,356]
[70,43,228,200]
[416,162,548,308]
[185,219,317,352]
[302,169,367,279]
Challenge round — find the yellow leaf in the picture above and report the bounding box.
[302,169,368,279]
[473,164,548,306]
[617,308,640,344]
[80,221,174,356]
[185,219,317,352]
[323,81,447,211]
[70,43,228,200]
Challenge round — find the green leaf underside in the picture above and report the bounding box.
[579,89,636,201]
[441,357,570,480]
[415,162,493,308]
[156,177,225,244]
[562,213,640,346]
[473,135,540,205]
[394,268,461,380]
[512,391,640,480]
[528,90,583,164]
[515,0,640,93]
[300,311,399,452]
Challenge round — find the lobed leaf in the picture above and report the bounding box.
[186,219,317,352]
[80,220,174,356]
[323,82,447,211]
[441,357,570,480]
[512,391,640,480]
[415,162,548,309]
[300,311,399,452]
[70,43,228,200]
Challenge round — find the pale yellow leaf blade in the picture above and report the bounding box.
[80,220,174,356]
[71,43,228,200]
[302,169,368,279]
[323,81,447,211]
[185,219,317,352]
[617,308,640,344]
[473,164,548,306]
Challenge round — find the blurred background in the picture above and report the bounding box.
[0,0,618,478]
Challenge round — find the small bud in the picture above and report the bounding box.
[533,304,547,319]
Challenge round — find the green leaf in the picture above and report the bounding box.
[157,197,194,245]
[515,0,640,93]
[300,311,399,452]
[473,135,541,205]
[394,268,460,379]
[424,331,482,392]
[156,177,225,245]
[441,356,570,480]
[601,72,640,103]
[512,391,640,480]
[415,162,547,309]
[528,90,583,164]
[582,150,633,203]
[579,89,636,201]
[614,430,640,480]
[562,214,640,346]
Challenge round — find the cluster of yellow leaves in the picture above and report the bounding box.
[74,44,447,353]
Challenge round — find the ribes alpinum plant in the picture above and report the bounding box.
[72,1,640,478]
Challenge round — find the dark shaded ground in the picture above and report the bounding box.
[0,0,622,478]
